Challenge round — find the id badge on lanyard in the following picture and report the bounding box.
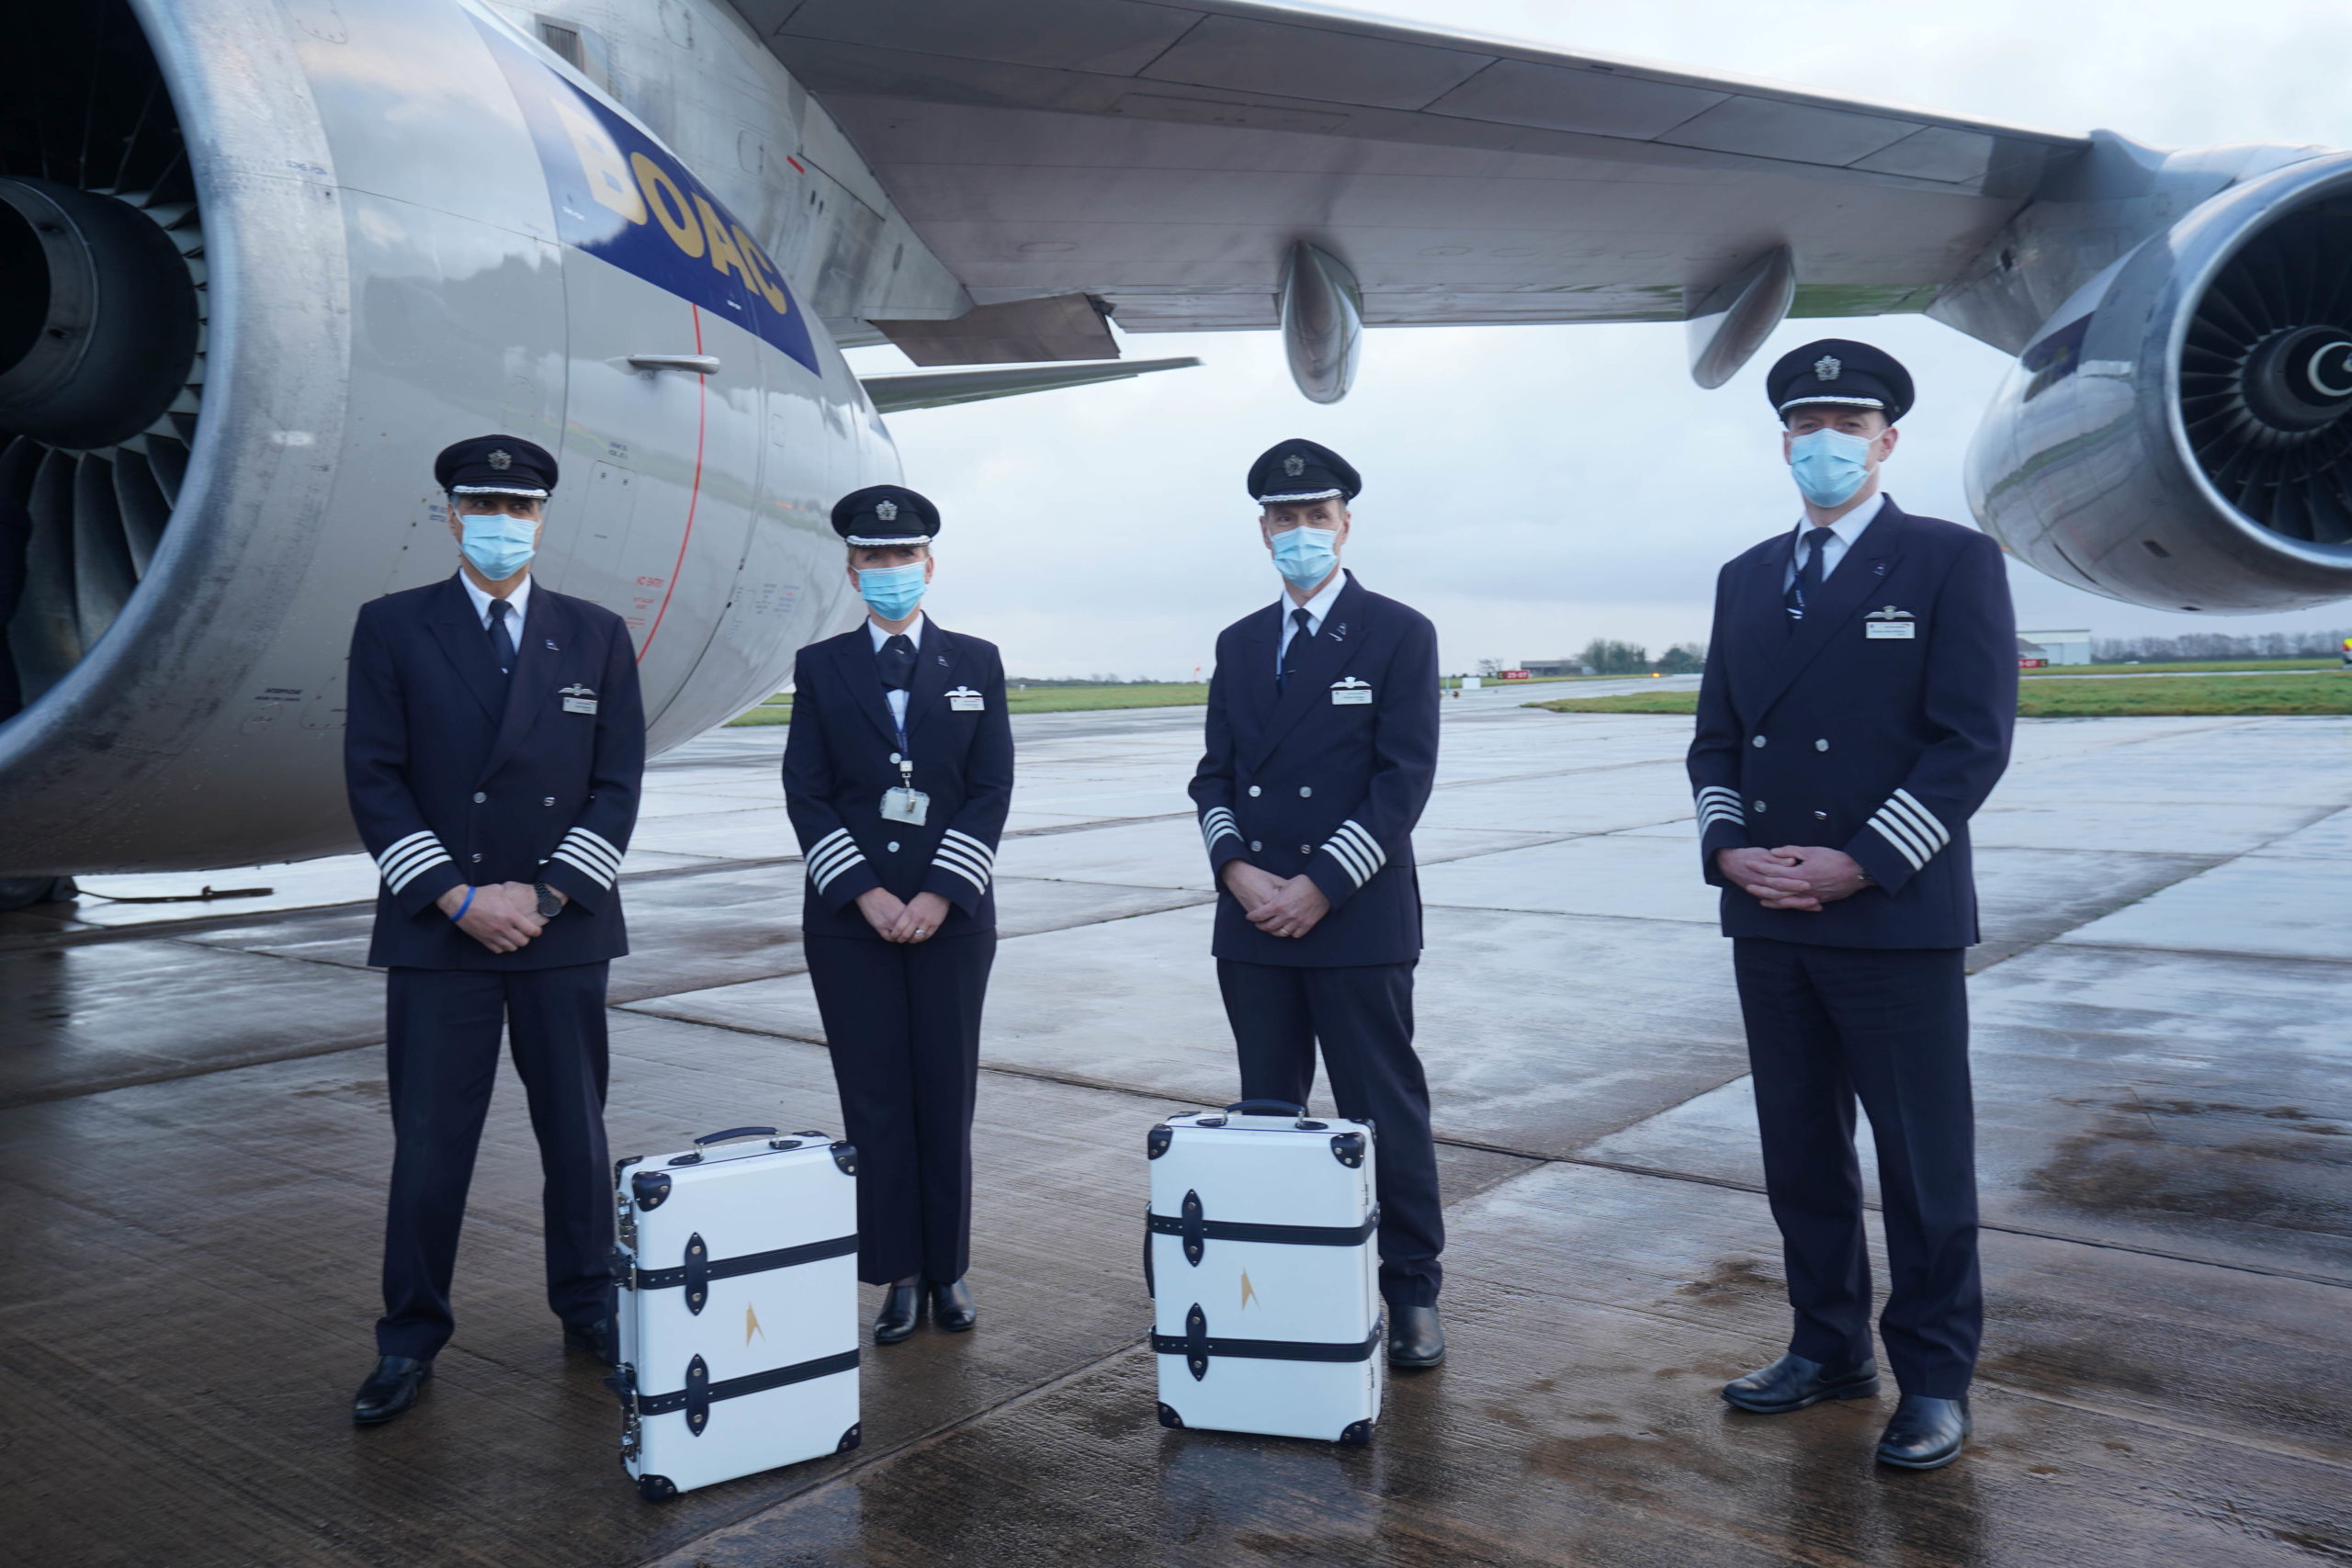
[881,750,929,826]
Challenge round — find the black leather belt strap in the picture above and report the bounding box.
[634,1348,861,1427]
[1148,1189,1377,1265]
[1150,1303,1383,1381]
[632,1233,857,1293]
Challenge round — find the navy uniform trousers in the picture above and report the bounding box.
[1190,572,1446,1309]
[1690,499,2015,1398]
[1216,958,1442,1308]
[806,933,996,1285]
[1732,941,1977,1396]
[379,964,614,1359]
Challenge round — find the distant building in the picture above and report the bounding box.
[1521,658,1593,677]
[2018,628,2092,665]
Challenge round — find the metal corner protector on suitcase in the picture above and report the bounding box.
[1146,1100,1383,1443]
[612,1126,862,1500]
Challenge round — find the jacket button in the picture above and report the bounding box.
[1751,736,1767,749]
[1814,810,1828,820]
[1815,739,1829,751]
[470,852,483,863]
[1752,801,1767,813]
[544,796,556,807]
[1250,840,1262,852]
[473,791,487,803]
[1299,843,1312,854]
[1248,785,1261,797]
[887,840,899,853]
[1299,786,1312,797]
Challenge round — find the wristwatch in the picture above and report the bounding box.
[534,881,564,919]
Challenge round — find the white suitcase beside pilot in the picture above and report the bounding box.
[1147,1100,1383,1443]
[612,1125,861,1500]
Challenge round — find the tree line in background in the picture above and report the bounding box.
[1475,639,1711,678]
[2090,628,2352,661]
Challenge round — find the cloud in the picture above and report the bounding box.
[848,1,2352,679]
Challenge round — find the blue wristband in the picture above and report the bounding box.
[450,886,476,923]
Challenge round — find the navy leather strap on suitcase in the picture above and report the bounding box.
[622,1348,862,1432]
[1148,1188,1378,1265]
[629,1232,858,1314]
[1151,1303,1384,1381]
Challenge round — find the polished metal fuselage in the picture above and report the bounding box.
[0,0,957,874]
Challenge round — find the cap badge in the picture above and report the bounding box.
[1813,356,1842,382]
[1282,455,1306,477]
[487,448,513,470]
[875,500,899,522]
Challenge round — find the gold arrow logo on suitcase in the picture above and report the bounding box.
[745,1303,765,1344]
[1238,1270,1260,1311]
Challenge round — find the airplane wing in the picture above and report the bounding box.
[734,0,2087,346]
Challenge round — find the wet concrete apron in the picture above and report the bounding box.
[2,708,2348,1566]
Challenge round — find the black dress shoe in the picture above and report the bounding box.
[1386,1304,1445,1368]
[1876,1394,1970,1470]
[930,1278,977,1333]
[353,1356,432,1426]
[562,1317,616,1366]
[1721,1351,1880,1414]
[873,1283,921,1344]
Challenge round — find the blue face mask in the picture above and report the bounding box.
[1270,524,1340,591]
[1787,427,1878,508]
[458,511,538,581]
[859,559,928,622]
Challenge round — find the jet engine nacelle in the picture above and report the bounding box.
[1967,152,2352,613]
[0,0,893,875]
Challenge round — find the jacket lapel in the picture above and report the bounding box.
[1751,502,1910,722]
[1248,574,1364,770]
[425,574,505,724]
[481,585,565,783]
[902,620,956,739]
[841,626,902,750]
[1232,603,1282,736]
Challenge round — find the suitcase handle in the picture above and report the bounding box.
[1223,1100,1307,1118]
[694,1126,780,1146]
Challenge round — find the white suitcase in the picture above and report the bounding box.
[611,1125,861,1500]
[1147,1100,1383,1443]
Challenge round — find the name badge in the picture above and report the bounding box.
[560,682,598,714]
[881,787,930,825]
[947,684,985,712]
[1331,677,1373,705]
[1865,622,1916,639]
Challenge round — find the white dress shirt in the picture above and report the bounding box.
[460,571,532,661]
[1273,567,1347,672]
[869,612,927,734]
[1782,491,1885,590]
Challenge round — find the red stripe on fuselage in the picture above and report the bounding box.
[638,304,706,661]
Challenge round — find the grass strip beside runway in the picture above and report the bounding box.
[1532,671,2352,718]
[726,682,1216,727]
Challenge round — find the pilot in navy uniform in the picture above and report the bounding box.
[783,486,1013,1345]
[1188,439,1448,1369]
[342,435,646,1424]
[1690,342,2017,1470]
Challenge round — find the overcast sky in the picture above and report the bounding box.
[843,0,2352,679]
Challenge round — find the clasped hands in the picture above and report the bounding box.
[1716,846,1869,913]
[856,886,954,943]
[1221,862,1331,940]
[435,881,561,953]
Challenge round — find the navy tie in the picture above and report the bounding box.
[1785,526,1838,626]
[1278,606,1313,694]
[487,597,516,675]
[877,633,917,693]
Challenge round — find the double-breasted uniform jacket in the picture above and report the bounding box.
[1190,572,1441,967]
[345,574,645,970]
[781,621,1014,939]
[1689,498,2017,949]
